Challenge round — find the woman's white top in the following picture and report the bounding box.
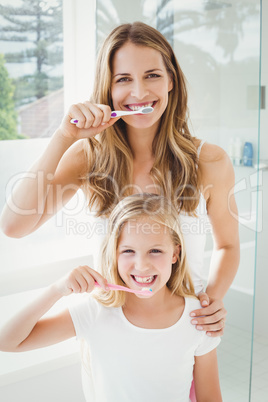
[89,141,209,294]
[69,296,220,402]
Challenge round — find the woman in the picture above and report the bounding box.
[0,22,239,337]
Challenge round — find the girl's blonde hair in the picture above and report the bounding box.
[93,193,196,307]
[82,21,201,217]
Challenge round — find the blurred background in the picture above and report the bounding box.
[0,0,267,401]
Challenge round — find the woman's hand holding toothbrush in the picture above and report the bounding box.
[59,102,120,141]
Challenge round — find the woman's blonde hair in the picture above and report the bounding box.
[82,21,201,217]
[93,193,196,307]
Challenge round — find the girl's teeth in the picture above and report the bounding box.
[134,275,154,284]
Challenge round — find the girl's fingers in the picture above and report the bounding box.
[67,269,88,293]
[70,265,108,292]
[82,266,109,290]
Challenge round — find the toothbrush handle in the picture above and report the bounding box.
[111,110,135,118]
[94,282,151,295]
[70,111,131,124]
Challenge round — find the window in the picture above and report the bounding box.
[0,0,96,386]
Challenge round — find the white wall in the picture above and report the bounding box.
[0,363,85,402]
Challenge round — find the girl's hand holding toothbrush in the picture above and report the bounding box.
[54,265,109,297]
[54,265,152,297]
[59,102,120,141]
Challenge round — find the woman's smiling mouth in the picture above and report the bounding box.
[125,101,157,111]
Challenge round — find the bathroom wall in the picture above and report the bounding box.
[253,0,268,337]
[173,1,260,332]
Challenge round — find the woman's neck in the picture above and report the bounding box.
[126,124,158,162]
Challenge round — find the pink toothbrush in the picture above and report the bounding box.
[70,106,153,124]
[95,282,152,295]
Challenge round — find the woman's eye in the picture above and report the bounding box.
[123,249,134,254]
[116,77,130,83]
[147,73,160,79]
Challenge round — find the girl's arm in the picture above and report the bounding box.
[0,265,108,352]
[191,143,240,336]
[0,102,119,238]
[193,349,222,402]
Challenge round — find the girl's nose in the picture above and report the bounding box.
[130,80,149,100]
[135,256,150,272]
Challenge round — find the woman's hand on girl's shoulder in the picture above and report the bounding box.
[190,293,227,337]
[53,265,109,297]
[59,101,120,141]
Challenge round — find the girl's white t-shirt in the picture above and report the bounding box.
[69,295,220,402]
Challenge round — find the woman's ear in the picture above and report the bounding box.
[168,75,173,92]
[172,244,181,263]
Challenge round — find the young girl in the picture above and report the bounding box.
[0,194,222,402]
[1,21,239,336]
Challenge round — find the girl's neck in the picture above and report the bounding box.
[122,287,185,330]
[124,286,177,313]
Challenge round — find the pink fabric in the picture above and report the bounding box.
[189,380,197,402]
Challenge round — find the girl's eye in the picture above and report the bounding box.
[150,249,162,254]
[123,249,134,254]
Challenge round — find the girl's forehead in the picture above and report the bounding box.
[118,217,172,240]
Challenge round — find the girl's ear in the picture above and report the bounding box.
[172,244,181,264]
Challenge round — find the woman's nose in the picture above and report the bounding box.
[130,80,149,100]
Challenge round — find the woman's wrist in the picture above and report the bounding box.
[52,128,77,148]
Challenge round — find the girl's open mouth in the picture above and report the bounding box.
[131,275,157,287]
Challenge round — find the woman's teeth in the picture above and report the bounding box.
[133,275,155,284]
[128,102,154,111]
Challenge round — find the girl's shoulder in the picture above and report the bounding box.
[185,296,202,311]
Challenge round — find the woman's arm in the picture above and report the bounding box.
[0,102,118,238]
[0,265,108,352]
[191,143,240,336]
[194,349,222,402]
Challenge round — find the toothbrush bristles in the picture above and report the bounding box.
[141,287,152,293]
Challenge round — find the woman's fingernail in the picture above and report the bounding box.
[202,301,209,306]
[190,312,196,317]
[207,332,212,337]
[196,325,203,330]
[191,320,198,325]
